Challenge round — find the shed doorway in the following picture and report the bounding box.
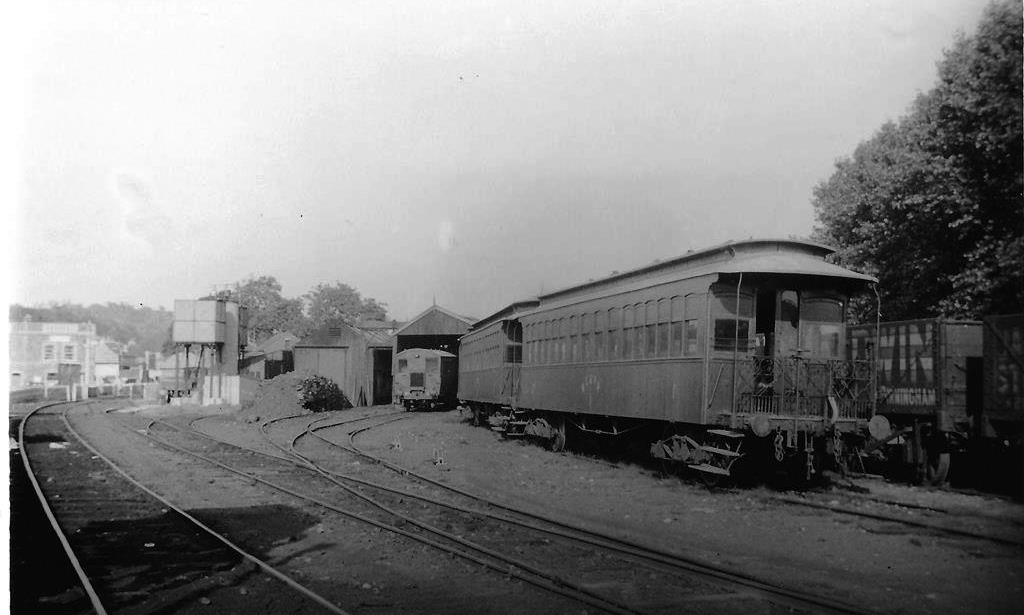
[372,348,393,406]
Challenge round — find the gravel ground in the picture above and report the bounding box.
[351,408,1024,615]
[22,396,1024,615]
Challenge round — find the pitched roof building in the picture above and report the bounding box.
[294,322,394,407]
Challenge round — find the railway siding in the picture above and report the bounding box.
[20,402,341,614]
[19,400,1024,615]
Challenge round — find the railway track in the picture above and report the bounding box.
[340,409,1024,551]
[177,408,872,615]
[144,412,639,614]
[56,401,1018,614]
[769,492,1024,547]
[157,412,654,614]
[17,400,349,615]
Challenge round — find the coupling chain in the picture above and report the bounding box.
[773,430,785,462]
[832,429,843,467]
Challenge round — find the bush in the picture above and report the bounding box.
[296,375,351,412]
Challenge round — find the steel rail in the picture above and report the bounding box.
[254,417,650,615]
[290,412,871,615]
[771,495,1023,547]
[141,417,640,615]
[327,412,878,615]
[18,400,109,615]
[61,403,351,615]
[344,413,1023,548]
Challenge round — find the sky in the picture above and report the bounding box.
[8,0,992,322]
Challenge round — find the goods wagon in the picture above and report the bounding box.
[847,319,982,483]
[459,238,877,481]
[393,348,457,411]
[977,314,1024,493]
[981,314,1024,437]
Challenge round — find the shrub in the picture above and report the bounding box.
[296,375,351,412]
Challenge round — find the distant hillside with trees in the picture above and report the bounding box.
[12,277,392,354]
[9,303,174,354]
[813,0,1023,321]
[205,276,390,345]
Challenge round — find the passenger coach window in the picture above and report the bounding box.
[623,306,634,359]
[559,318,567,363]
[569,315,578,362]
[800,296,845,357]
[608,308,620,359]
[398,359,408,371]
[595,311,606,361]
[711,286,753,353]
[670,297,684,356]
[581,313,592,362]
[685,320,699,355]
[657,299,670,358]
[780,291,799,327]
[645,301,657,358]
[714,319,751,351]
[542,321,550,364]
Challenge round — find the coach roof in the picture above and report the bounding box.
[536,238,876,305]
[466,299,541,333]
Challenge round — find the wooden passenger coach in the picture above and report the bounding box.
[459,239,878,480]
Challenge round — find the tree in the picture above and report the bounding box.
[214,276,311,343]
[813,0,1023,321]
[305,282,388,329]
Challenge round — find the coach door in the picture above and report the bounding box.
[775,290,801,357]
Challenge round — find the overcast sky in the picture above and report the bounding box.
[10,0,990,321]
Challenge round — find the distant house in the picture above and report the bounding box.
[9,320,98,389]
[240,331,299,380]
[294,323,394,407]
[93,340,121,383]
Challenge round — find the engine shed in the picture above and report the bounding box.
[392,305,475,355]
[390,305,474,405]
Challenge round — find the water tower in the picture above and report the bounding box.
[171,298,248,405]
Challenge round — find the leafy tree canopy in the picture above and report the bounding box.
[813,0,1023,321]
[304,282,388,330]
[209,276,312,342]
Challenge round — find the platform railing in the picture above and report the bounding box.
[735,357,874,421]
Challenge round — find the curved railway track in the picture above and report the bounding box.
[321,410,1024,548]
[18,400,349,615]
[174,409,872,615]
[145,413,641,614]
[58,401,1018,614]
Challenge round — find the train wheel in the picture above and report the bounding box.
[548,417,567,452]
[926,451,951,485]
